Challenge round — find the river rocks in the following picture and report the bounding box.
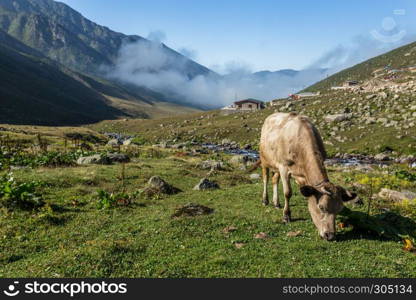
[123,139,132,146]
[171,143,186,149]
[378,188,416,202]
[193,178,220,190]
[171,203,214,218]
[107,139,121,146]
[144,176,181,195]
[374,153,390,161]
[221,138,231,145]
[324,113,352,123]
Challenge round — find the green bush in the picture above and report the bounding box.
[0,173,44,210]
[395,170,416,182]
[96,190,132,209]
[0,149,100,170]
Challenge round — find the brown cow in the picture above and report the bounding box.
[259,112,356,241]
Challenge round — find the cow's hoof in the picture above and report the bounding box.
[282,213,291,224]
[262,200,269,206]
[274,204,281,209]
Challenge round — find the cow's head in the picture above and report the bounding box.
[300,183,356,241]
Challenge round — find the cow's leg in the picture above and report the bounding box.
[262,166,269,206]
[281,171,292,223]
[272,171,281,208]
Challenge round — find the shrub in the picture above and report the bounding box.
[395,170,416,182]
[0,173,44,210]
[96,190,132,209]
[1,149,100,169]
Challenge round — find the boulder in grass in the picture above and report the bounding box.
[198,160,224,171]
[374,153,390,161]
[123,139,132,146]
[324,114,351,123]
[143,176,181,197]
[378,188,416,202]
[107,139,121,146]
[229,155,256,167]
[193,178,220,190]
[250,173,261,180]
[76,154,111,165]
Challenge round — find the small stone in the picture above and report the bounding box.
[287,231,302,237]
[193,178,220,190]
[250,173,261,180]
[234,242,245,249]
[223,226,237,233]
[107,139,121,146]
[254,232,268,239]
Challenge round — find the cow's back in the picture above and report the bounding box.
[260,112,324,169]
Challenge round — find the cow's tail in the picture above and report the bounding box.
[247,159,261,173]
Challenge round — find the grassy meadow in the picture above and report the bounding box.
[0,128,415,278]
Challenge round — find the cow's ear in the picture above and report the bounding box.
[300,185,317,197]
[341,189,357,202]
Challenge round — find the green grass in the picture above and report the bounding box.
[1,156,415,278]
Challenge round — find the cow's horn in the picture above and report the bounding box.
[320,187,332,195]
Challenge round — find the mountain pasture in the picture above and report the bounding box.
[0,128,415,278]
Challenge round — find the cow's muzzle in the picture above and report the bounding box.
[322,232,335,241]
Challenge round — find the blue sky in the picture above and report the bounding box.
[59,0,416,72]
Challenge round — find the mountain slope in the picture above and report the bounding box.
[0,29,199,125]
[89,42,416,157]
[0,29,129,125]
[0,0,213,78]
[305,41,416,92]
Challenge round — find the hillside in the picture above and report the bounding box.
[89,42,416,157]
[0,29,199,125]
[305,41,416,92]
[0,0,213,78]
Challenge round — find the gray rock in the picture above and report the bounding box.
[193,178,220,190]
[229,155,256,166]
[171,143,186,149]
[198,160,224,171]
[123,139,132,146]
[221,138,231,145]
[76,154,111,165]
[146,176,181,195]
[324,114,351,123]
[374,153,390,161]
[107,139,121,146]
[250,173,261,180]
[378,188,416,202]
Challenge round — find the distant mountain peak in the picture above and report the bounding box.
[0,0,213,78]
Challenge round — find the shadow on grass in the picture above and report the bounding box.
[337,208,416,242]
